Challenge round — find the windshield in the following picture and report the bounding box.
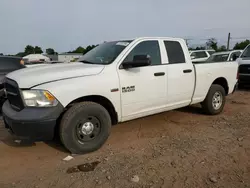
[206,54,229,63]
[241,45,250,58]
[78,41,132,65]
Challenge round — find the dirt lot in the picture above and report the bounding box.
[0,90,250,188]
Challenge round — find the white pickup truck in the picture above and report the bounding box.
[3,37,238,154]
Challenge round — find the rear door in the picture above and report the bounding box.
[163,40,195,107]
[118,40,167,120]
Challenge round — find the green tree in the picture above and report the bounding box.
[0,53,3,56]
[24,45,35,55]
[188,46,206,50]
[34,46,43,54]
[69,44,97,54]
[233,40,250,50]
[16,52,26,57]
[206,38,218,51]
[46,48,56,55]
[84,45,96,54]
[73,46,85,53]
[217,45,227,52]
[195,46,205,50]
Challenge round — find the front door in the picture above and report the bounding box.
[118,40,167,121]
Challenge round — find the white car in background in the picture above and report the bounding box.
[189,50,215,63]
[24,61,48,68]
[206,50,243,63]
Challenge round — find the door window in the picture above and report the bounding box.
[191,51,208,59]
[164,41,185,64]
[123,41,161,66]
[229,51,241,61]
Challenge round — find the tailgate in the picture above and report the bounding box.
[239,64,250,74]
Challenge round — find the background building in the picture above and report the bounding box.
[45,54,58,61]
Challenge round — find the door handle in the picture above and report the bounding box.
[154,72,165,76]
[183,69,192,73]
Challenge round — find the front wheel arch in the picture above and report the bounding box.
[66,95,118,125]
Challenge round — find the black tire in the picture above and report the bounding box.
[201,84,226,115]
[0,97,6,113]
[60,102,111,154]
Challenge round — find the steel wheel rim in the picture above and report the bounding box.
[212,91,223,110]
[76,116,101,143]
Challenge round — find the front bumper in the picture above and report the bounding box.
[2,100,64,141]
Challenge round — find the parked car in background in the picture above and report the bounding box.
[0,56,25,105]
[189,50,215,63]
[2,37,238,154]
[24,60,48,67]
[206,50,242,63]
[23,54,50,62]
[237,44,250,88]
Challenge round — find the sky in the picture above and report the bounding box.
[0,0,250,54]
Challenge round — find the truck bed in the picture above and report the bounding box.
[191,61,238,104]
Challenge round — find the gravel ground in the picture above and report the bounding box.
[0,90,250,188]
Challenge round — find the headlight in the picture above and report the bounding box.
[22,90,58,107]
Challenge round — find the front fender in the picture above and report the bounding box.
[33,75,121,120]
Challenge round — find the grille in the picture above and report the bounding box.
[239,64,250,74]
[4,79,24,111]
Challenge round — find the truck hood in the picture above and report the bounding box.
[237,57,250,65]
[6,62,105,88]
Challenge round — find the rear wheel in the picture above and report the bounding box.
[60,102,111,154]
[201,84,226,115]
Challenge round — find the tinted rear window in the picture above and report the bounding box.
[0,57,23,70]
[164,41,185,64]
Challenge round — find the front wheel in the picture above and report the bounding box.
[60,102,111,154]
[201,84,226,115]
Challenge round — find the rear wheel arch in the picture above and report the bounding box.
[202,84,226,115]
[211,77,229,95]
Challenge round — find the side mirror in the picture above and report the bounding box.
[190,56,195,60]
[122,55,151,69]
